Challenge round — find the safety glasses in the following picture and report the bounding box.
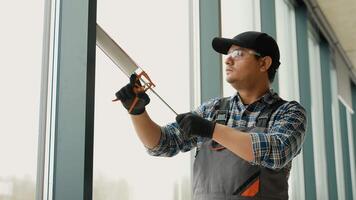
[226,48,262,60]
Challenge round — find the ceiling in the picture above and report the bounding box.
[315,0,356,75]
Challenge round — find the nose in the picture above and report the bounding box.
[225,55,233,66]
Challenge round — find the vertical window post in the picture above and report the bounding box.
[295,4,317,200]
[39,0,97,199]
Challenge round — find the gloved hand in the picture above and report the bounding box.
[114,74,150,115]
[175,112,216,138]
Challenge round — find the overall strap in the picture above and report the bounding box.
[255,99,287,128]
[213,97,231,125]
[209,97,231,151]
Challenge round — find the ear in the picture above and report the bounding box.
[259,56,272,72]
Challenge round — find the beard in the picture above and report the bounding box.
[225,75,241,89]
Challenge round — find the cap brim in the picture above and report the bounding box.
[212,37,242,55]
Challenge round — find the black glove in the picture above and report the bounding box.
[175,112,216,138]
[114,74,150,115]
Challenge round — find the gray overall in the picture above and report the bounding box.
[193,98,290,200]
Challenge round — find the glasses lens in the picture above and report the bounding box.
[226,49,260,59]
[228,49,239,59]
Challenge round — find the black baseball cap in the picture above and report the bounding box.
[212,31,280,66]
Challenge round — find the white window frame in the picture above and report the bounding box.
[307,26,329,200]
[331,66,346,200]
[37,0,61,198]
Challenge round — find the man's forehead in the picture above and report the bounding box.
[228,45,250,52]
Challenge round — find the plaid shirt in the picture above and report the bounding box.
[147,89,307,169]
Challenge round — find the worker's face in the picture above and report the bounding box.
[224,45,264,89]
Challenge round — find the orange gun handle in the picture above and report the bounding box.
[118,71,155,114]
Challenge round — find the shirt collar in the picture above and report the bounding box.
[231,88,280,108]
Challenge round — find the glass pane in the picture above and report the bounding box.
[94,0,191,199]
[276,0,299,101]
[221,0,261,96]
[0,1,44,200]
[275,2,304,199]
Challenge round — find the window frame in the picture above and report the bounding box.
[37,0,97,199]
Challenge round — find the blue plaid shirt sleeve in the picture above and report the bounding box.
[146,122,198,157]
[250,101,307,169]
[146,97,219,157]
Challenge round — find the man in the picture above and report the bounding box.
[115,31,307,200]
